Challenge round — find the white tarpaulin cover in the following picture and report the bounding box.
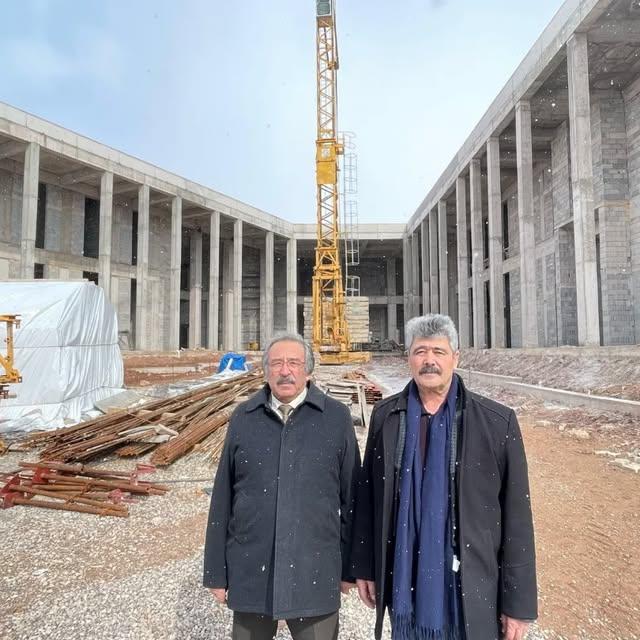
[0,281,123,432]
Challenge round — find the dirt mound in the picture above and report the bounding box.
[458,347,640,401]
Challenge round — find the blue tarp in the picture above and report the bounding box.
[218,352,248,373]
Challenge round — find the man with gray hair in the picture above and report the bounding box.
[204,333,360,640]
[350,314,537,640]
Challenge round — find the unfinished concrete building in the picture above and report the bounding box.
[407,0,640,348]
[0,102,404,351]
[1,0,639,350]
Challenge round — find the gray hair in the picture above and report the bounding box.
[262,332,315,375]
[405,314,459,352]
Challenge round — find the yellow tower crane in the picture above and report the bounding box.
[0,315,22,399]
[313,0,368,364]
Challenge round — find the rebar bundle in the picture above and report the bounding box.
[0,461,169,517]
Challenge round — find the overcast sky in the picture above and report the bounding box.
[0,0,562,224]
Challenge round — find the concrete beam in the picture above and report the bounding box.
[456,175,470,348]
[587,18,640,44]
[567,33,600,346]
[19,142,40,279]
[60,166,102,186]
[150,194,174,206]
[515,100,538,348]
[98,171,114,300]
[0,140,25,160]
[0,158,99,201]
[113,182,138,196]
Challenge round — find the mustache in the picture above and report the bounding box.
[419,365,441,375]
[276,375,296,385]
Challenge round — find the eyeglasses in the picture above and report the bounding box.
[268,359,305,371]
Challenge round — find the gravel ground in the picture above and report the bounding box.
[1,357,629,640]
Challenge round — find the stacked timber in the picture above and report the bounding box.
[18,370,263,465]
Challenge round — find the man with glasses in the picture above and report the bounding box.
[204,333,360,640]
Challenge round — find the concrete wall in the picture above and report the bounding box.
[241,246,260,348]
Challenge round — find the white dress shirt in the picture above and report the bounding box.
[270,386,308,422]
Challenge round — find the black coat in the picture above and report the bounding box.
[203,382,360,619]
[350,375,537,640]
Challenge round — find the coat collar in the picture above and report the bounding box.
[245,381,326,413]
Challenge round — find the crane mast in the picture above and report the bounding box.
[312,0,350,362]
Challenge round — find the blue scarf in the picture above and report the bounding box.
[392,377,462,640]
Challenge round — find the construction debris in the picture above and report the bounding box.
[0,460,168,517]
[17,369,263,465]
[343,369,384,404]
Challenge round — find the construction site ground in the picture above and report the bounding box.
[0,349,638,640]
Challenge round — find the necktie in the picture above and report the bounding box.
[280,403,292,422]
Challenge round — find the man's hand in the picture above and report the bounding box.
[355,579,376,609]
[500,614,529,640]
[340,581,355,594]
[210,588,227,604]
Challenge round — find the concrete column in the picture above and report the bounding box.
[208,211,220,351]
[233,219,243,351]
[286,236,297,334]
[19,142,40,278]
[567,33,600,346]
[188,230,203,348]
[456,175,470,348]
[262,231,275,346]
[420,218,430,313]
[411,231,420,314]
[222,241,234,350]
[402,234,412,324]
[429,211,439,312]
[169,196,182,350]
[386,257,397,341]
[470,158,486,348]
[487,137,505,347]
[135,184,150,350]
[98,171,113,300]
[516,100,538,348]
[438,200,449,315]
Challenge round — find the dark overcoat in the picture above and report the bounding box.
[349,375,537,640]
[203,382,360,619]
